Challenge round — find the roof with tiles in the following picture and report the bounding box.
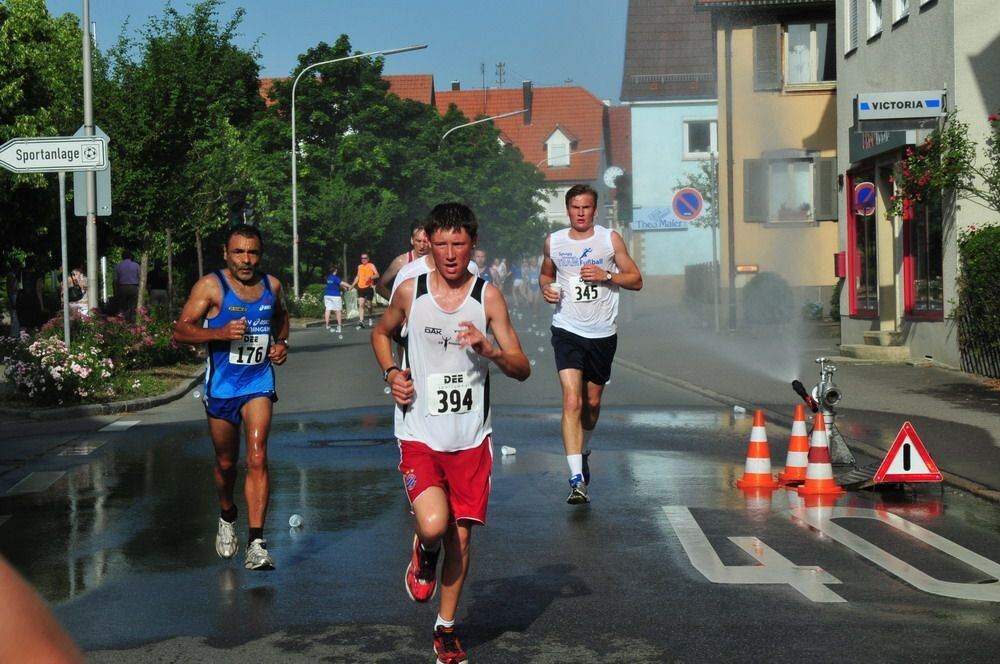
[383,74,436,105]
[435,86,608,182]
[621,0,716,101]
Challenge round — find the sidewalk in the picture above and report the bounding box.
[614,304,1000,502]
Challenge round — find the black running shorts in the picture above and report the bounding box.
[550,326,618,385]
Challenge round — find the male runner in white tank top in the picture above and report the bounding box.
[376,219,432,301]
[540,184,643,505]
[372,203,529,664]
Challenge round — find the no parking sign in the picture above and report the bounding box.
[672,188,703,222]
[853,182,876,216]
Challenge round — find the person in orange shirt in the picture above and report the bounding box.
[350,252,380,329]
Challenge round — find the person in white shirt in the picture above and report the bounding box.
[540,183,643,505]
[372,202,529,664]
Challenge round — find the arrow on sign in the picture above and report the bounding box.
[0,136,108,173]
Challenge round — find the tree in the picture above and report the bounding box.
[102,0,263,297]
[0,0,87,271]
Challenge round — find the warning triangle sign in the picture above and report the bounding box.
[873,422,943,483]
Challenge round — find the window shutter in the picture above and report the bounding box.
[753,24,782,91]
[813,157,838,220]
[744,159,768,222]
[848,0,859,51]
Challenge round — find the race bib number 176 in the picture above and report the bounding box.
[230,334,267,365]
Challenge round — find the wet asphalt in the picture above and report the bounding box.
[1,307,999,663]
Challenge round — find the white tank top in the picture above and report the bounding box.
[549,225,619,338]
[395,273,492,452]
[391,257,479,301]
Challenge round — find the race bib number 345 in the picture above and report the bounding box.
[571,277,600,303]
[230,334,267,365]
[427,372,477,415]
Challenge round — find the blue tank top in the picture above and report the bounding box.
[203,270,276,399]
[323,273,343,296]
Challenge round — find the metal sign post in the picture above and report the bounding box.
[58,172,71,348]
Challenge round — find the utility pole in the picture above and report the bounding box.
[82,0,99,312]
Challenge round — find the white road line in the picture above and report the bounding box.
[6,471,65,495]
[58,441,106,456]
[99,420,140,432]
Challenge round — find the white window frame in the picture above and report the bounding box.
[545,129,571,168]
[845,0,859,53]
[919,0,934,6]
[784,22,836,87]
[868,0,883,38]
[683,120,717,160]
[893,0,910,23]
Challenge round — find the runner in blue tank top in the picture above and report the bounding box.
[173,224,289,571]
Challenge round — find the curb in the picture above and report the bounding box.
[0,369,204,422]
[614,356,1000,505]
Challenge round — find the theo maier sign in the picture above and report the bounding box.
[857,90,946,121]
[0,135,108,173]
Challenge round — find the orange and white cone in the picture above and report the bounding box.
[796,413,845,496]
[736,410,779,489]
[778,404,810,485]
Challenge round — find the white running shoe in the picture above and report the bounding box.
[245,538,275,570]
[336,326,342,333]
[215,518,239,559]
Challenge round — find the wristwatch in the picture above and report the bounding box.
[275,339,289,348]
[382,365,400,382]
[604,271,613,283]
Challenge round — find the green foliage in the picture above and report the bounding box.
[1,308,196,404]
[0,0,88,269]
[955,225,1000,362]
[830,278,843,319]
[742,272,794,325]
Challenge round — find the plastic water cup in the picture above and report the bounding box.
[538,347,544,353]
[549,282,561,302]
[192,391,200,399]
[288,513,303,528]
[530,359,537,366]
[500,445,516,456]
[384,386,391,395]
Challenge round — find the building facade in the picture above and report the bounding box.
[835,0,1000,367]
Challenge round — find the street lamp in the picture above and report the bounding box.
[439,109,527,146]
[291,43,427,298]
[534,146,604,169]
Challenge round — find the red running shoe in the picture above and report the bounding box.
[433,626,468,664]
[404,534,439,602]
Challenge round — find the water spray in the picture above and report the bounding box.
[791,358,855,466]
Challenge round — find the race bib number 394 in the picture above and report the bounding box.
[427,372,476,416]
[230,334,267,365]
[571,277,600,303]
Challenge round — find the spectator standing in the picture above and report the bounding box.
[15,266,46,334]
[65,265,89,317]
[114,252,141,321]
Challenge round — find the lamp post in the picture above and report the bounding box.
[439,109,527,146]
[291,44,426,298]
[534,146,604,169]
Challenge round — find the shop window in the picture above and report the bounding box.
[848,173,878,316]
[905,198,944,317]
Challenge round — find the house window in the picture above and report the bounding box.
[683,120,717,160]
[547,141,569,167]
[785,22,836,85]
[846,0,859,53]
[869,0,883,38]
[893,0,910,22]
[743,156,837,223]
[847,172,879,316]
[905,198,944,317]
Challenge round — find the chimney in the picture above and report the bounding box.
[451,80,460,91]
[522,80,532,126]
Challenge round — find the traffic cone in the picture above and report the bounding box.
[796,413,845,496]
[736,410,779,489]
[778,404,810,485]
